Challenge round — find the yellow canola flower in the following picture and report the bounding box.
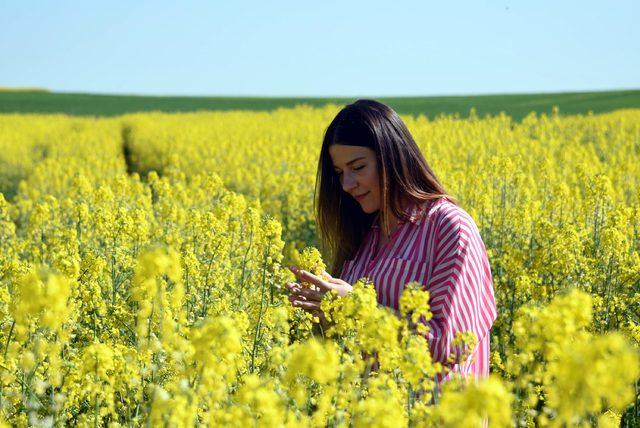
[190,314,246,367]
[399,281,432,335]
[545,332,640,425]
[430,375,513,428]
[285,337,340,385]
[512,288,592,363]
[230,373,289,426]
[9,267,73,340]
[130,246,184,348]
[351,373,408,428]
[296,246,330,288]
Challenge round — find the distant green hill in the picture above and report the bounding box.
[0,89,638,120]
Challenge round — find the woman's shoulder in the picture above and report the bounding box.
[421,197,480,238]
[415,196,459,222]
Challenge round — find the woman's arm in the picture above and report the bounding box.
[418,209,497,367]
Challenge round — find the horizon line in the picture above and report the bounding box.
[2,87,639,99]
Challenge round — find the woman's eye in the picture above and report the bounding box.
[334,165,364,176]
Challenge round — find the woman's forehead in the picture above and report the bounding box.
[329,144,375,164]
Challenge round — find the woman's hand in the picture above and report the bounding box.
[285,266,353,326]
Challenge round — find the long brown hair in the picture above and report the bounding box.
[315,99,457,277]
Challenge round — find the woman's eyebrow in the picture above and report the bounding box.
[334,156,366,169]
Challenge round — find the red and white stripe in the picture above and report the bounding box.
[340,197,497,387]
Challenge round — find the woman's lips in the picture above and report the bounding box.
[355,192,369,201]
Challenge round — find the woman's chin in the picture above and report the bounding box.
[359,203,377,214]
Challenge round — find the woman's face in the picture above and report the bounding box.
[329,144,381,213]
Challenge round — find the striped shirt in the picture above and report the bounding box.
[340,197,497,386]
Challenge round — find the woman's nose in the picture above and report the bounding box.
[341,171,358,191]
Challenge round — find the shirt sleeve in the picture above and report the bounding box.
[420,208,497,367]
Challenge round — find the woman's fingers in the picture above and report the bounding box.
[291,287,324,302]
[290,298,321,311]
[287,282,324,302]
[290,267,334,292]
[285,281,299,291]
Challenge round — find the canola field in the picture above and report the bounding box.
[0,106,639,426]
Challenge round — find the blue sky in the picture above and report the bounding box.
[1,1,638,96]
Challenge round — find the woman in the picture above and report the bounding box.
[286,99,497,385]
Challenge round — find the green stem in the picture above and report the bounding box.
[3,320,15,358]
[236,227,255,308]
[250,242,271,373]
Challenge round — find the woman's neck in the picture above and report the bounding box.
[379,196,413,239]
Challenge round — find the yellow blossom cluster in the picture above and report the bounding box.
[0,107,638,425]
